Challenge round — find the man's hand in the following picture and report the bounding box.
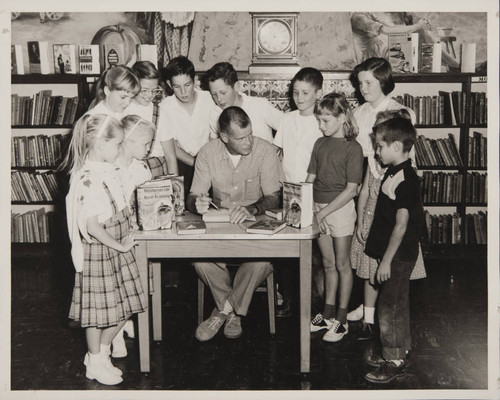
[376,260,391,283]
[195,193,212,214]
[229,205,253,224]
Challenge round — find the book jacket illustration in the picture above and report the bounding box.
[136,180,174,231]
[53,44,76,74]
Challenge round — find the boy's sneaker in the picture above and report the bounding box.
[364,360,408,384]
[195,308,228,341]
[357,320,374,341]
[223,312,242,339]
[310,313,333,332]
[347,304,364,321]
[322,319,348,342]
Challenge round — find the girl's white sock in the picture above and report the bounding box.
[364,306,376,324]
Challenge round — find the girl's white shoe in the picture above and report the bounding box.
[123,320,135,338]
[85,352,123,385]
[111,328,127,358]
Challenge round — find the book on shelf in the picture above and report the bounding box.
[136,44,158,67]
[11,170,59,203]
[265,208,283,220]
[11,208,54,243]
[11,93,79,126]
[53,44,77,74]
[246,219,287,235]
[415,135,462,167]
[176,220,207,235]
[419,43,442,73]
[136,176,174,231]
[11,45,25,75]
[78,45,100,74]
[387,33,414,73]
[27,41,50,74]
[461,43,476,73]
[464,212,487,245]
[282,181,313,228]
[469,92,487,125]
[424,211,462,245]
[103,43,125,70]
[438,91,458,125]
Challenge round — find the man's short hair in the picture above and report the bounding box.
[218,106,251,136]
[205,62,238,87]
[164,56,195,81]
[373,116,416,153]
[292,67,324,90]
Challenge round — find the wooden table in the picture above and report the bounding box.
[134,217,318,373]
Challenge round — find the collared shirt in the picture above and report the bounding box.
[364,159,424,261]
[152,89,214,157]
[209,93,284,143]
[273,110,323,183]
[190,136,284,209]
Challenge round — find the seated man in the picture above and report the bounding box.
[187,106,284,341]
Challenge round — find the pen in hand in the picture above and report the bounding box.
[201,193,219,210]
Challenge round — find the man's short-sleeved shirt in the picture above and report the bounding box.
[307,136,363,204]
[190,136,284,209]
[365,159,425,261]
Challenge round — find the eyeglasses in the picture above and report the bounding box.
[140,88,163,96]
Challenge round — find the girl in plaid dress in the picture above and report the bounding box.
[62,114,147,385]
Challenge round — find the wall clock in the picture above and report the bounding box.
[249,12,300,74]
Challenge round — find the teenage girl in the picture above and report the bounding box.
[87,65,141,119]
[307,93,364,342]
[62,114,147,385]
[127,61,178,176]
[350,109,426,340]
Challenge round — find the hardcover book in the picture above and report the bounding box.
[136,177,174,231]
[136,44,158,67]
[78,45,100,74]
[202,208,230,222]
[11,45,24,74]
[387,33,413,73]
[103,43,125,70]
[53,44,77,74]
[176,220,207,235]
[282,182,313,228]
[246,219,287,235]
[461,43,476,73]
[265,208,283,220]
[27,41,50,74]
[419,43,442,73]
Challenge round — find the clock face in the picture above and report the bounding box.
[258,19,292,55]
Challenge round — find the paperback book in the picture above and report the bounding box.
[282,182,313,228]
[79,45,100,74]
[136,177,174,231]
[53,44,77,74]
[246,219,287,235]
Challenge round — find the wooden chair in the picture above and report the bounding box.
[197,271,276,335]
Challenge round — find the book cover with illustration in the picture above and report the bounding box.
[176,220,207,235]
[246,219,287,235]
[419,43,442,73]
[282,182,313,228]
[53,44,77,74]
[27,41,50,74]
[387,33,413,73]
[103,43,125,70]
[136,177,174,231]
[78,45,100,74]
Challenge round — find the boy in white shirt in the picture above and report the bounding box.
[206,62,283,143]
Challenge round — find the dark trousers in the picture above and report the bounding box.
[378,254,416,360]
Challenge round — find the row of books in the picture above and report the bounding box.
[12,92,79,126]
[393,94,446,126]
[11,208,54,243]
[415,134,462,167]
[387,33,476,74]
[12,41,157,75]
[468,92,487,125]
[465,172,487,204]
[468,131,487,168]
[464,212,487,245]
[424,211,462,245]
[11,170,59,203]
[420,171,486,204]
[11,133,69,168]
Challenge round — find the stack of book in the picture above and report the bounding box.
[464,212,487,245]
[468,131,487,168]
[11,92,79,126]
[11,133,69,167]
[465,172,487,204]
[424,211,462,245]
[11,209,54,243]
[11,170,59,203]
[415,134,462,167]
[420,171,463,204]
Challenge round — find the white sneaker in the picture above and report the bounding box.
[85,352,123,385]
[310,313,334,332]
[347,304,364,321]
[111,328,127,358]
[123,320,135,338]
[84,349,122,376]
[322,319,348,342]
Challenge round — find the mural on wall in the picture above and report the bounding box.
[11,11,487,73]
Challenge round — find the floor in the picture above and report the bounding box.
[11,253,488,392]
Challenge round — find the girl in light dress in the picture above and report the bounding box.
[62,114,146,385]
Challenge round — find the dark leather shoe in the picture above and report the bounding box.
[364,349,385,367]
[364,361,408,384]
[357,320,374,341]
[276,300,292,318]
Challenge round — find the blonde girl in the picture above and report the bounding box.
[87,65,141,119]
[306,93,364,342]
[62,114,147,385]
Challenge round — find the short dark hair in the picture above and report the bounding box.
[292,67,323,90]
[206,62,238,87]
[352,57,395,96]
[373,116,416,153]
[164,56,195,82]
[218,106,251,136]
[132,61,160,80]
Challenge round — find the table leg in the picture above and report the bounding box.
[151,261,162,341]
[299,239,312,373]
[136,241,150,372]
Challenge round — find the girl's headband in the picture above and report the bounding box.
[95,115,112,138]
[124,118,143,139]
